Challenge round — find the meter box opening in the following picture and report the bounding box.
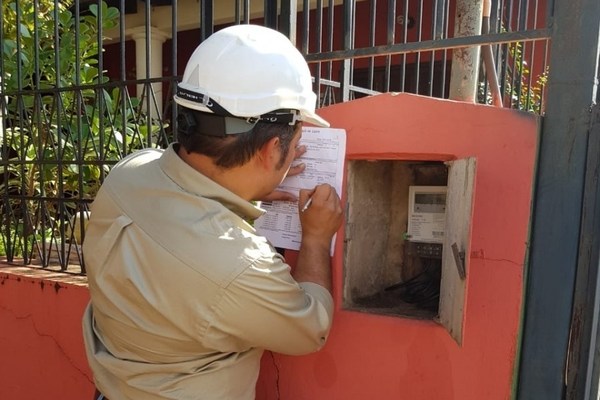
[343,158,474,343]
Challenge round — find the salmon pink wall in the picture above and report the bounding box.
[256,93,539,400]
[0,93,539,400]
[0,267,93,400]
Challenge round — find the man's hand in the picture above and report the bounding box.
[298,184,343,243]
[294,184,343,292]
[260,145,306,202]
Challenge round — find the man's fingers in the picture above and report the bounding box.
[295,145,307,158]
[286,162,306,177]
[299,188,314,204]
[313,183,334,201]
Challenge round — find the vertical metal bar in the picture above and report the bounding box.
[75,0,85,269]
[448,0,483,102]
[430,0,442,97]
[538,39,549,113]
[235,0,241,25]
[517,0,600,398]
[415,0,424,94]
[97,1,105,183]
[201,0,214,41]
[171,0,178,145]
[440,0,450,97]
[264,0,278,29]
[519,0,529,31]
[351,1,356,52]
[243,0,250,24]
[314,0,323,104]
[490,0,502,89]
[340,0,354,101]
[368,0,377,90]
[524,1,537,111]
[281,0,298,45]
[301,0,310,55]
[0,0,9,260]
[490,0,500,33]
[511,40,522,110]
[505,1,516,102]
[399,0,408,92]
[326,0,334,83]
[33,0,44,265]
[546,0,556,31]
[506,0,515,31]
[482,0,503,106]
[15,0,26,263]
[523,41,533,110]
[498,0,510,104]
[119,0,127,158]
[384,0,395,92]
[54,0,65,269]
[435,0,446,39]
[532,0,540,29]
[515,0,523,31]
[144,0,152,147]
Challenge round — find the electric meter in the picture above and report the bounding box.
[406,186,447,258]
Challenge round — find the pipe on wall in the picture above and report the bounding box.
[449,0,483,102]
[481,0,503,107]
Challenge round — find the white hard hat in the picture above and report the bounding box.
[174,24,329,128]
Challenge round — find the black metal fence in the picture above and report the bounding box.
[0,0,550,273]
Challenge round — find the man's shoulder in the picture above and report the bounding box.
[114,147,164,170]
[102,147,164,189]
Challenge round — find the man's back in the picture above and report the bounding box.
[83,145,333,399]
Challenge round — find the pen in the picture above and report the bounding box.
[301,197,313,213]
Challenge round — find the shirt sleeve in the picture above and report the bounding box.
[202,253,334,355]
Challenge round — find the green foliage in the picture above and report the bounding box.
[3,1,116,92]
[479,40,549,114]
[0,1,162,262]
[504,41,549,113]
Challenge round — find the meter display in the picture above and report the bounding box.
[407,186,447,244]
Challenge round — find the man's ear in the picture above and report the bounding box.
[257,136,281,169]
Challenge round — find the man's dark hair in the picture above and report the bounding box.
[177,110,299,169]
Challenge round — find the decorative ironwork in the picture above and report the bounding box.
[0,0,550,273]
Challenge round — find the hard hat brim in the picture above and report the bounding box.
[301,111,330,128]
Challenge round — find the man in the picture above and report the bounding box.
[82,24,343,399]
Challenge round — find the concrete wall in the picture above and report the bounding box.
[0,93,539,400]
[0,266,93,400]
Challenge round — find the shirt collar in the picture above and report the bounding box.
[158,143,264,221]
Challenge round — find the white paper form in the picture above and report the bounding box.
[255,127,346,252]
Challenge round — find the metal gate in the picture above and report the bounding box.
[4,2,600,398]
[0,0,550,273]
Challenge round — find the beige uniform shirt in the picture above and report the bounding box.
[82,144,333,400]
